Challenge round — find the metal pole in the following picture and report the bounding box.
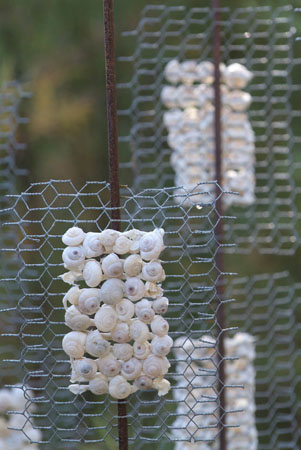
[103,1,128,449]
[212,1,226,449]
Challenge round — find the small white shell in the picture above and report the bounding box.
[101,253,123,278]
[113,235,132,255]
[62,331,87,359]
[124,277,145,302]
[60,270,83,285]
[86,330,111,357]
[121,358,142,380]
[63,285,81,310]
[153,377,171,396]
[143,355,168,378]
[78,288,101,315]
[83,232,105,258]
[83,260,103,287]
[65,305,94,331]
[100,278,124,305]
[150,316,169,336]
[139,229,165,261]
[89,374,109,395]
[161,85,178,108]
[111,322,130,343]
[142,261,165,282]
[116,299,135,322]
[136,307,155,324]
[97,354,121,377]
[225,90,252,112]
[151,335,173,356]
[113,343,133,361]
[135,299,152,314]
[123,254,143,277]
[180,60,199,85]
[133,341,151,360]
[99,229,121,252]
[164,59,181,84]
[68,384,89,395]
[94,305,118,332]
[62,246,85,270]
[62,227,85,246]
[145,281,164,298]
[196,61,215,84]
[71,358,98,381]
[130,320,150,343]
[224,63,253,89]
[152,297,169,315]
[134,375,153,390]
[109,375,132,399]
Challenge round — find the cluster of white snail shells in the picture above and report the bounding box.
[0,387,42,449]
[61,226,172,399]
[162,59,255,209]
[172,333,257,450]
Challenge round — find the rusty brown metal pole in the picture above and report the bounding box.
[212,0,227,449]
[103,1,128,449]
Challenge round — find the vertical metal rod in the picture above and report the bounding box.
[212,1,227,450]
[103,1,128,449]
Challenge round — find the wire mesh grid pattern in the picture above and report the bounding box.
[117,3,301,255]
[226,272,301,449]
[0,180,239,447]
[0,81,30,385]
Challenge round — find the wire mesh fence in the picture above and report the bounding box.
[117,3,301,255]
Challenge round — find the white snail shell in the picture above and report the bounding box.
[134,375,153,391]
[100,278,124,305]
[152,297,169,315]
[123,254,143,277]
[143,355,168,378]
[145,281,164,298]
[83,232,105,258]
[83,260,103,287]
[116,299,135,322]
[85,330,111,357]
[133,341,151,360]
[99,229,121,252]
[62,246,85,270]
[109,375,132,399]
[164,59,181,84]
[226,90,252,112]
[94,305,118,332]
[113,343,133,361]
[77,288,101,315]
[121,358,142,381]
[101,253,123,278]
[68,384,89,395]
[161,85,178,108]
[153,377,171,396]
[111,322,130,343]
[135,299,151,314]
[62,227,85,246]
[136,307,155,324]
[139,229,165,261]
[151,335,173,356]
[113,235,132,255]
[88,374,109,395]
[150,316,169,336]
[63,286,81,310]
[62,331,87,359]
[224,63,253,89]
[65,306,93,331]
[142,261,165,282]
[97,354,121,377]
[71,358,98,381]
[130,320,150,343]
[124,277,145,302]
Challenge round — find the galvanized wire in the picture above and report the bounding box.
[0,179,238,447]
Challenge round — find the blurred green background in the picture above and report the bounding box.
[0,1,300,449]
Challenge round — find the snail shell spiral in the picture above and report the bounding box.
[71,358,98,381]
[62,246,85,270]
[62,227,85,246]
[130,319,150,343]
[88,374,109,395]
[101,253,123,278]
[150,316,169,336]
[139,229,165,261]
[135,299,151,315]
[134,375,153,391]
[113,343,133,361]
[133,341,151,360]
[97,354,121,377]
[152,297,169,315]
[83,260,103,288]
[94,305,118,332]
[124,277,145,302]
[136,307,155,324]
[100,278,124,305]
[121,358,142,381]
[85,330,111,358]
[111,322,130,343]
[113,235,132,255]
[109,375,132,399]
[99,229,121,252]
[65,305,93,331]
[83,232,105,258]
[115,299,135,322]
[77,288,101,315]
[142,261,165,282]
[123,254,143,277]
[143,355,167,378]
[151,335,173,357]
[62,331,87,359]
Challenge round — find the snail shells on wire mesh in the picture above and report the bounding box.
[111,322,131,343]
[109,375,132,399]
[65,306,94,331]
[116,299,135,322]
[121,358,142,381]
[124,277,145,302]
[164,59,181,84]
[113,343,133,361]
[134,375,153,391]
[62,331,87,359]
[99,229,121,253]
[113,235,132,255]
[77,288,101,315]
[83,232,105,258]
[151,316,169,336]
[130,319,150,343]
[133,341,151,360]
[62,246,85,270]
[62,227,86,246]
[136,306,155,324]
[142,261,165,282]
[100,278,124,305]
[135,299,152,315]
[71,358,98,381]
[83,260,103,287]
[101,253,123,278]
[89,374,109,395]
[153,377,171,396]
[152,297,169,315]
[94,305,118,332]
[143,355,170,378]
[151,335,173,357]
[63,285,81,310]
[97,354,121,378]
[224,63,253,89]
[123,254,143,277]
[85,330,111,358]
